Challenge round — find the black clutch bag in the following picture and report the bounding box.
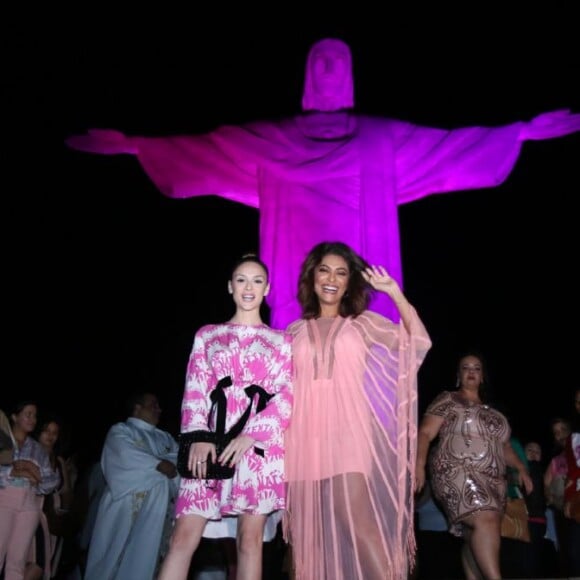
[177,429,235,479]
[177,377,274,480]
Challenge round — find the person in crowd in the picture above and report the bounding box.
[416,351,533,580]
[84,391,180,580]
[157,254,293,580]
[500,431,535,579]
[0,400,59,580]
[0,409,14,466]
[543,416,572,576]
[35,415,77,578]
[65,37,580,330]
[68,448,107,579]
[523,440,559,578]
[283,241,431,580]
[562,388,580,576]
[544,417,573,511]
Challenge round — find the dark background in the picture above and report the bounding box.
[7,11,579,463]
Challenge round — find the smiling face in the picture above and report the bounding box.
[228,260,270,314]
[313,253,350,316]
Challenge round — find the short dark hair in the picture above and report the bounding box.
[125,391,153,416]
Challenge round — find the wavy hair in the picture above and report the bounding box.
[297,241,372,319]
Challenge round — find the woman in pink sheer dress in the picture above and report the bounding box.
[158,254,293,580]
[283,241,431,580]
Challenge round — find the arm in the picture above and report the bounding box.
[65,126,260,207]
[544,458,556,505]
[416,414,444,493]
[362,265,413,332]
[100,423,171,499]
[180,329,216,433]
[393,110,580,206]
[504,440,533,495]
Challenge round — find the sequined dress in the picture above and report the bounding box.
[425,390,510,536]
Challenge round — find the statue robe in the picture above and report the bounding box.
[131,110,523,328]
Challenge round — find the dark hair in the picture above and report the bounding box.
[35,413,67,463]
[8,400,38,425]
[125,391,152,416]
[456,350,492,404]
[297,241,372,319]
[230,253,269,280]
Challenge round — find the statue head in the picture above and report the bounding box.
[302,38,354,112]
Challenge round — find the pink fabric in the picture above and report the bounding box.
[176,323,293,520]
[0,486,42,580]
[283,309,431,580]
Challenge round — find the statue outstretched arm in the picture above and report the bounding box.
[65,127,260,207]
[519,109,580,141]
[65,129,139,155]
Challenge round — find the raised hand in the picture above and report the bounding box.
[521,109,580,141]
[362,265,401,296]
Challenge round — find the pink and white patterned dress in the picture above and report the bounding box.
[175,322,292,537]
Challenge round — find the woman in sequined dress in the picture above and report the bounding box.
[415,352,532,580]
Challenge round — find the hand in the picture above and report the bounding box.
[415,465,426,494]
[189,442,217,479]
[362,265,401,296]
[521,109,580,141]
[218,434,256,468]
[156,459,178,479]
[65,129,138,155]
[521,471,534,496]
[12,459,41,485]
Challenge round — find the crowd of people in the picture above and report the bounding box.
[2,248,579,580]
[7,31,580,580]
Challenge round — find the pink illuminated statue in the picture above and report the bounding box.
[66,38,580,330]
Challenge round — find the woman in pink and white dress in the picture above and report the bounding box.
[158,254,293,580]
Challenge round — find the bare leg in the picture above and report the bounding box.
[157,514,207,580]
[332,473,388,580]
[235,513,267,580]
[462,510,502,580]
[461,528,483,580]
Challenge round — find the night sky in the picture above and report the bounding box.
[8,12,580,461]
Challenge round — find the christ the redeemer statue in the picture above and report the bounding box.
[66,38,580,329]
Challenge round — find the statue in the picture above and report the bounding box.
[66,38,580,329]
